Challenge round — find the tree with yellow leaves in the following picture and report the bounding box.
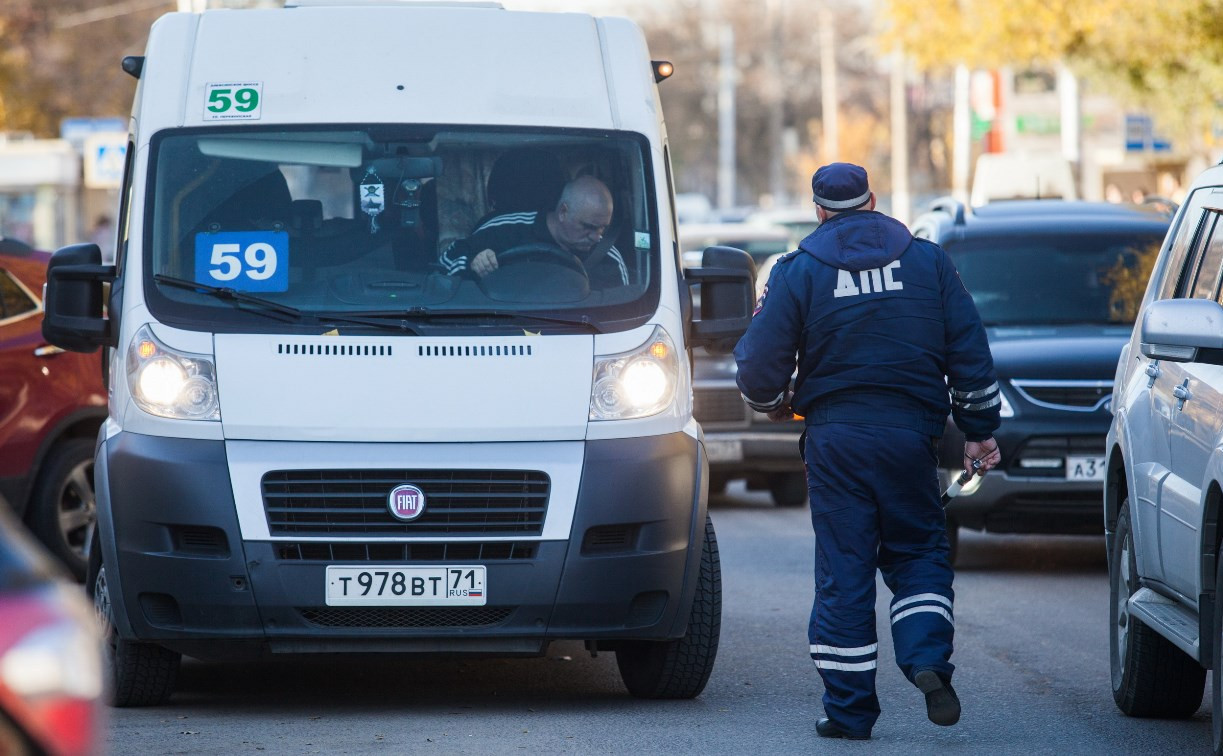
[879,0,1223,154]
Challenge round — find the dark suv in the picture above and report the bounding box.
[0,238,106,580]
[909,199,1171,558]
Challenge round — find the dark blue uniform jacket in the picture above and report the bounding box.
[733,210,1000,441]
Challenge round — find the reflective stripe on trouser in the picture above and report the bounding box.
[805,422,955,736]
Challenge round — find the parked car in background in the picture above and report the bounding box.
[1105,163,1223,750]
[0,495,104,755]
[970,152,1077,205]
[744,206,821,241]
[675,192,715,224]
[0,238,107,580]
[910,199,1171,560]
[680,223,808,506]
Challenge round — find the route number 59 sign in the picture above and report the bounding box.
[204,82,263,121]
[194,231,289,292]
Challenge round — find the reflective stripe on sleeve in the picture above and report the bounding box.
[954,395,1001,412]
[951,382,999,400]
[742,390,786,413]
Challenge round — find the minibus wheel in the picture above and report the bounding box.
[89,532,181,707]
[616,515,721,699]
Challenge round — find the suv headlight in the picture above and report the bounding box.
[127,325,220,421]
[999,391,1015,418]
[590,326,679,421]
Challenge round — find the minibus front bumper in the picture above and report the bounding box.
[94,431,707,659]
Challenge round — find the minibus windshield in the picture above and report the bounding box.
[144,126,660,334]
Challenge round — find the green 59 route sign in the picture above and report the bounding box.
[204,82,263,121]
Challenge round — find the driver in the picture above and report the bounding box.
[440,175,629,288]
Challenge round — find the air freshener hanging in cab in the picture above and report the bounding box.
[359,166,385,234]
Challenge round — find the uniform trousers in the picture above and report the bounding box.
[803,422,956,736]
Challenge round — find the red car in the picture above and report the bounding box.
[0,498,104,755]
[0,238,107,580]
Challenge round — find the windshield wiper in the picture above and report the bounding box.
[154,275,306,322]
[348,307,604,333]
[154,275,420,333]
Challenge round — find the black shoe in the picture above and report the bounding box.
[816,717,871,740]
[914,669,960,726]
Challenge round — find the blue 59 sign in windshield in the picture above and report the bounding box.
[195,231,289,292]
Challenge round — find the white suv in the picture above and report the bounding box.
[1106,162,1223,752]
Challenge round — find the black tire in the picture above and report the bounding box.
[90,536,180,707]
[28,437,96,581]
[1110,501,1204,717]
[768,472,808,508]
[616,515,721,699]
[945,514,960,567]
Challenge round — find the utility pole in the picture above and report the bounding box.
[1058,66,1083,197]
[890,45,910,225]
[818,4,838,163]
[764,0,786,206]
[717,23,736,211]
[952,64,970,203]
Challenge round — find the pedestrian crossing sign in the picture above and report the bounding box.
[84,133,127,189]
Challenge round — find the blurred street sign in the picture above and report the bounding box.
[1125,114,1172,152]
[83,133,127,189]
[60,117,126,151]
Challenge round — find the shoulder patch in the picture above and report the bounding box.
[753,283,769,315]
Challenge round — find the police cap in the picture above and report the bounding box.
[811,162,871,210]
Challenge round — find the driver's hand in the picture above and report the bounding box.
[471,248,499,277]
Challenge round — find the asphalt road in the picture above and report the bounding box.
[102,484,1214,754]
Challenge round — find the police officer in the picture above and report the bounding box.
[734,163,1001,740]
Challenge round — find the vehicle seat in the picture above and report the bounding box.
[473,148,566,230]
[207,168,294,232]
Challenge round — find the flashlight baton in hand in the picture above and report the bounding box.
[941,458,982,507]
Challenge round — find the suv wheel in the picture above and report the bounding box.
[28,437,96,581]
[89,534,180,707]
[616,515,721,699]
[768,472,808,508]
[1110,500,1204,716]
[1212,554,1223,754]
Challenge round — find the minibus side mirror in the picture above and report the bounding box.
[685,245,756,355]
[42,243,117,353]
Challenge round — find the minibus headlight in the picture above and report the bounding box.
[127,325,220,421]
[590,326,678,421]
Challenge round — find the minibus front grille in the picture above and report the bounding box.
[276,541,538,562]
[262,469,549,536]
[297,606,514,628]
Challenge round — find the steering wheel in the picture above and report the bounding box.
[495,242,588,277]
[479,242,591,303]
